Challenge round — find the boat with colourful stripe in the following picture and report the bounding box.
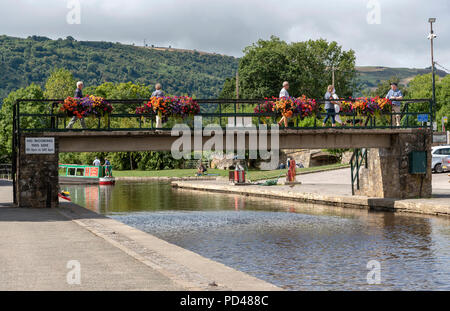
[59,164,115,185]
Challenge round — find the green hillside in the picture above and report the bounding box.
[0,35,448,103]
[355,66,447,95]
[0,35,238,102]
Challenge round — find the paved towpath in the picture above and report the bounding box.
[294,167,449,196]
[0,180,12,206]
[0,180,279,291]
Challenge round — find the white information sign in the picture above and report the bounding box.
[25,137,55,154]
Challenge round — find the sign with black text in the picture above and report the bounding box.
[25,137,55,154]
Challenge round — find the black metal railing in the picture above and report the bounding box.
[13,98,433,133]
[0,164,12,180]
[350,148,368,195]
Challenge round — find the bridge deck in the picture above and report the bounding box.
[21,128,430,152]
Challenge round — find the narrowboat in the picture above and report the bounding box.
[59,164,115,185]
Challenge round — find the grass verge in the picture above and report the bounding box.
[113,163,349,181]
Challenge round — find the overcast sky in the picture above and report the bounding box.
[1,0,449,69]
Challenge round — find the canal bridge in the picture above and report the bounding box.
[12,98,433,208]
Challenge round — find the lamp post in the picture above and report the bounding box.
[428,18,437,125]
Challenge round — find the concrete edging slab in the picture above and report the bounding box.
[57,202,281,291]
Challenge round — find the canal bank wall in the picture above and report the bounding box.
[56,202,281,291]
[171,180,450,217]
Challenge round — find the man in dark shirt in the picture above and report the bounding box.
[74,85,83,98]
[66,81,87,129]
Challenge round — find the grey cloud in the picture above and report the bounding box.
[0,0,448,68]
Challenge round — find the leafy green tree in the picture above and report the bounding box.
[218,77,236,99]
[405,74,435,102]
[437,104,450,131]
[405,73,444,125]
[436,75,450,130]
[92,82,152,99]
[0,84,44,161]
[239,36,290,98]
[44,68,76,99]
[135,151,183,170]
[236,36,356,99]
[90,82,153,114]
[438,75,450,106]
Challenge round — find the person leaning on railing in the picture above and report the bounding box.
[66,81,87,129]
[386,82,403,127]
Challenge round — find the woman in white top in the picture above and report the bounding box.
[332,88,342,125]
[278,81,290,127]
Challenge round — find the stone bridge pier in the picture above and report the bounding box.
[16,136,59,208]
[357,130,432,199]
[13,129,432,208]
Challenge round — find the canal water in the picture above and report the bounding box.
[65,181,450,290]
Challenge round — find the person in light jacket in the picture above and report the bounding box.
[277,81,291,127]
[152,83,164,128]
[66,81,87,129]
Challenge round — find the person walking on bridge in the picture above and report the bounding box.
[66,81,87,129]
[323,85,337,127]
[152,83,164,128]
[152,83,164,98]
[278,81,291,128]
[386,82,403,127]
[332,87,342,125]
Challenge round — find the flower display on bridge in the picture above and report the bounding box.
[177,96,200,118]
[293,95,319,118]
[135,96,199,120]
[61,96,112,118]
[254,99,276,124]
[60,97,87,119]
[80,95,113,117]
[257,96,319,120]
[274,97,297,118]
[340,97,392,116]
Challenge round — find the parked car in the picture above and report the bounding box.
[442,156,450,172]
[432,145,450,173]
